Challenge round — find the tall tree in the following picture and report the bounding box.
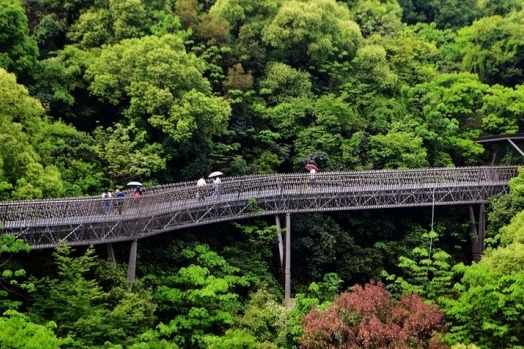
[28,245,157,347]
[258,62,313,106]
[262,0,362,90]
[443,183,524,347]
[92,122,166,185]
[382,228,458,304]
[369,129,428,169]
[444,258,524,348]
[148,244,249,348]
[0,68,66,199]
[348,44,399,94]
[209,0,281,74]
[348,0,403,38]
[479,84,524,135]
[24,0,94,57]
[86,34,231,180]
[0,235,33,312]
[403,72,487,166]
[67,0,180,48]
[477,0,524,16]
[202,287,288,349]
[0,234,68,347]
[457,12,524,87]
[292,93,364,169]
[397,0,480,29]
[486,168,524,242]
[0,0,39,82]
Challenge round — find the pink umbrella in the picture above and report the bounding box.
[305,163,319,171]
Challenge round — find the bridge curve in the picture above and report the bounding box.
[0,166,518,249]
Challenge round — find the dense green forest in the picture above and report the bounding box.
[2,0,524,347]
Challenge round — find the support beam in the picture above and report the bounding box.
[479,204,486,251]
[469,205,486,262]
[275,215,284,270]
[506,138,524,158]
[491,146,498,165]
[469,206,480,261]
[284,213,292,306]
[106,243,116,264]
[127,239,138,282]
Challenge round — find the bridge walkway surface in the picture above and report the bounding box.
[0,166,518,250]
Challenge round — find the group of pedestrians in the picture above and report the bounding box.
[195,164,318,202]
[103,164,315,213]
[101,172,221,215]
[103,163,316,212]
[100,162,320,214]
[196,175,221,201]
[101,187,142,214]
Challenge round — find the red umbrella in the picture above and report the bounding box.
[305,163,319,171]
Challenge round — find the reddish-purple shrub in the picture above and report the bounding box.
[300,281,448,349]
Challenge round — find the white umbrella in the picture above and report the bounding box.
[127,181,143,186]
[208,171,223,178]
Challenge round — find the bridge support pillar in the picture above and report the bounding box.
[127,240,138,282]
[284,213,292,307]
[107,243,116,265]
[469,204,486,262]
[275,215,284,270]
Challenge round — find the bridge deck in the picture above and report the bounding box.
[0,166,518,249]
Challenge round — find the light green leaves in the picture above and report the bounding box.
[350,0,403,37]
[87,35,190,105]
[262,0,362,68]
[94,122,166,183]
[369,130,428,169]
[404,72,489,165]
[259,62,312,105]
[0,310,68,349]
[151,245,248,348]
[481,84,524,134]
[0,68,69,199]
[350,44,398,92]
[458,11,524,87]
[0,0,38,81]
[445,262,524,347]
[0,235,34,315]
[87,34,231,145]
[149,89,231,142]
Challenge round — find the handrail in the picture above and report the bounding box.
[0,166,519,249]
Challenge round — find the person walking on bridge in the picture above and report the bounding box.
[101,189,112,214]
[212,176,222,197]
[305,162,319,188]
[133,186,143,199]
[309,168,317,187]
[197,177,206,201]
[115,188,126,214]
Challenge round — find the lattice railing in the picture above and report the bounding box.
[0,166,518,249]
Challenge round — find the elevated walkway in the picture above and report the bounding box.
[0,166,518,249]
